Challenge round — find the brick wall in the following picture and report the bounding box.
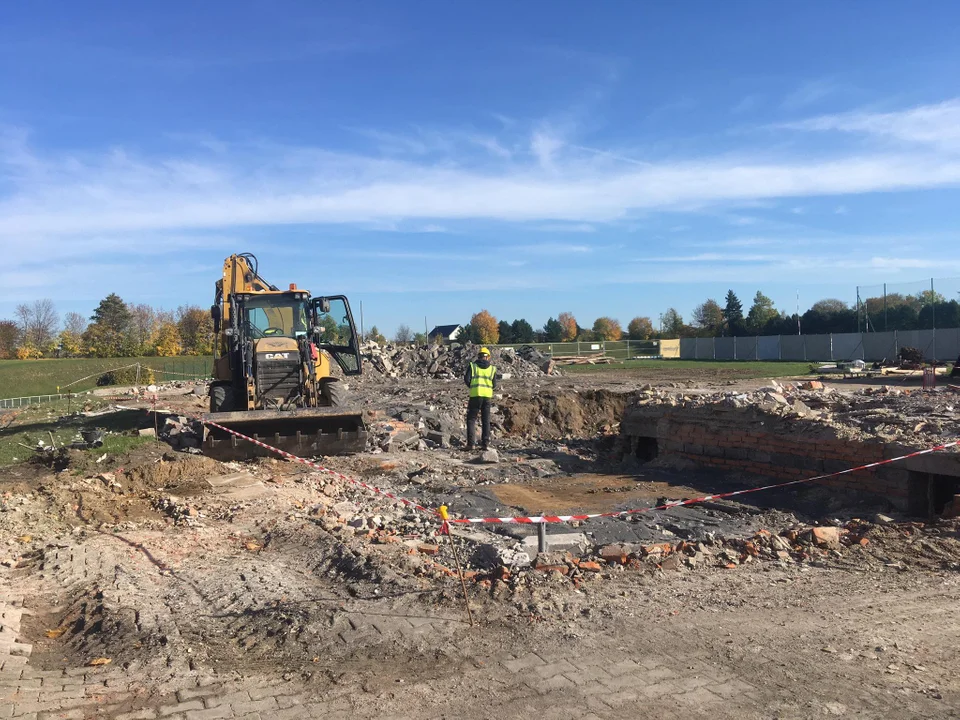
[620,406,944,511]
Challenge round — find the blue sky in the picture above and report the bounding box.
[2,1,960,336]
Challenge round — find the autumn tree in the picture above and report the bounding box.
[177,306,214,355]
[15,299,58,348]
[692,299,724,335]
[153,322,183,357]
[394,324,413,343]
[542,317,564,342]
[63,311,88,337]
[0,320,19,359]
[130,304,158,354]
[916,289,947,306]
[592,317,623,340]
[16,343,42,360]
[470,310,499,344]
[627,316,654,340]
[84,294,135,357]
[557,312,578,341]
[746,291,778,334]
[58,330,83,356]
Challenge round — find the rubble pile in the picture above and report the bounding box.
[627,379,960,446]
[360,342,561,380]
[152,415,205,452]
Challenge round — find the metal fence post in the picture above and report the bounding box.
[537,521,547,554]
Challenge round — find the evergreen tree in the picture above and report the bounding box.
[542,317,563,342]
[83,293,135,357]
[497,320,514,344]
[510,318,535,343]
[723,290,745,336]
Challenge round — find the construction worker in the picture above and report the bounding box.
[464,346,497,450]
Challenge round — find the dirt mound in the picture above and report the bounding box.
[122,452,222,492]
[500,389,633,439]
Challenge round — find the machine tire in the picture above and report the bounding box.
[210,384,235,413]
[320,378,348,407]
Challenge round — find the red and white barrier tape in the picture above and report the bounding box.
[198,416,957,527]
[448,440,959,524]
[202,419,441,518]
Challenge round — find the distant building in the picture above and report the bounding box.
[428,324,463,343]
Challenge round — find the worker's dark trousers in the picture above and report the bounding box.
[466,396,491,448]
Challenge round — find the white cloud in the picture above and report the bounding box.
[530,128,564,169]
[4,129,960,241]
[536,223,596,233]
[780,99,960,149]
[3,98,960,307]
[513,242,593,255]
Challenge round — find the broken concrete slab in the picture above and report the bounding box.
[480,449,500,463]
[206,472,259,490]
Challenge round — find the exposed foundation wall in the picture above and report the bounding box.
[621,406,960,514]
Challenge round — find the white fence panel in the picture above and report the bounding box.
[831,333,863,361]
[862,332,898,362]
[804,335,832,361]
[735,336,758,360]
[714,337,735,360]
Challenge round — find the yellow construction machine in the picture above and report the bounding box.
[203,253,367,459]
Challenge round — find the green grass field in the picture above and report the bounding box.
[562,359,814,378]
[0,356,213,398]
[0,397,155,466]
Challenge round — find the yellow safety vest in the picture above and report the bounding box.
[469,362,496,398]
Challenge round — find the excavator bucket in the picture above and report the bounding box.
[202,407,368,461]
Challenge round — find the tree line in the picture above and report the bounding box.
[662,289,960,339]
[377,288,960,346]
[0,294,214,359]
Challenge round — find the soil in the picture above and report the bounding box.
[2,371,959,719]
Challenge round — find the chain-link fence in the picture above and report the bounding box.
[857,277,960,332]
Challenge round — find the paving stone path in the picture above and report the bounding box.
[3,537,959,720]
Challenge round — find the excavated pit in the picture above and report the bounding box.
[495,388,960,534]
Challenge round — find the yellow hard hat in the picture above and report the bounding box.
[479,347,491,356]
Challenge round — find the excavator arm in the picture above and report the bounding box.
[215,253,279,326]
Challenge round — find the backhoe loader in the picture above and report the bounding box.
[203,253,367,459]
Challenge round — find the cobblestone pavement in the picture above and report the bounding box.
[3,537,959,719]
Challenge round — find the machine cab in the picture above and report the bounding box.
[312,295,362,375]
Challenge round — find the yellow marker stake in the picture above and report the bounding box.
[440,505,474,627]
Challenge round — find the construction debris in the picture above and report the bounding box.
[361,342,561,380]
